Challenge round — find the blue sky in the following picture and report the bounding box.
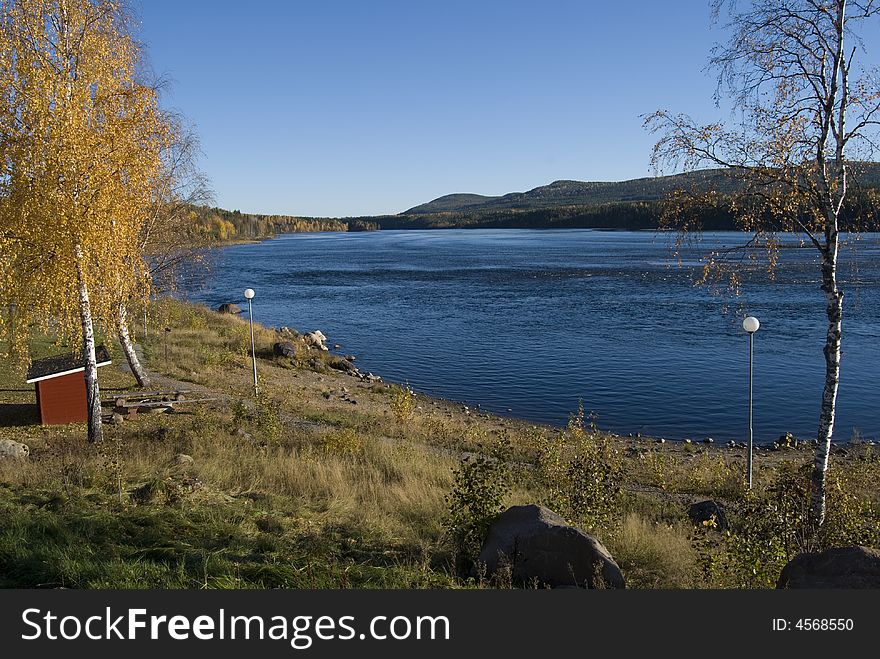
[137,1,730,216]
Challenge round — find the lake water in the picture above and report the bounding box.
[182,230,880,443]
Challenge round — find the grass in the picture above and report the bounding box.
[0,296,878,589]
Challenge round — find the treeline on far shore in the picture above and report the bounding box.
[193,206,379,242]
[194,201,723,239]
[196,190,878,242]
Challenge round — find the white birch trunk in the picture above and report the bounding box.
[811,242,843,528]
[74,244,104,443]
[117,301,150,388]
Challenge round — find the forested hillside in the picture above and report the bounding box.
[199,164,880,237]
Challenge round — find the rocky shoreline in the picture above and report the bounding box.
[214,300,875,461]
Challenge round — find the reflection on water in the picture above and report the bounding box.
[183,230,880,443]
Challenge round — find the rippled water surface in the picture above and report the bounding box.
[182,230,880,443]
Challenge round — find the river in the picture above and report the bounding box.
[182,229,880,443]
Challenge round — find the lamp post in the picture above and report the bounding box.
[743,315,760,488]
[244,288,258,396]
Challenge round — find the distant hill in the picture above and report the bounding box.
[404,165,880,215]
[404,170,740,214]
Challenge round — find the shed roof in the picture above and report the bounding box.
[26,346,112,383]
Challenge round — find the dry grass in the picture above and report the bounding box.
[607,513,697,589]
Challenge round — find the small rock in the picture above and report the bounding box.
[308,358,327,372]
[687,500,729,532]
[655,438,665,444]
[273,341,297,358]
[217,303,242,314]
[0,439,29,460]
[683,438,692,444]
[303,330,329,351]
[703,437,714,444]
[172,454,194,468]
[329,359,358,375]
[110,412,125,425]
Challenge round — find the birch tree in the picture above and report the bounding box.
[0,0,170,442]
[115,120,211,388]
[646,0,880,530]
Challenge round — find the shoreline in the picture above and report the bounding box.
[262,313,849,454]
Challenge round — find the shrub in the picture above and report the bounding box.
[318,428,367,457]
[231,396,283,443]
[389,384,416,426]
[690,461,879,588]
[443,439,511,570]
[536,404,622,533]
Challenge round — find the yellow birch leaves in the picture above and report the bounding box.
[0,0,171,366]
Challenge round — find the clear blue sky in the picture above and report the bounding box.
[136,1,729,217]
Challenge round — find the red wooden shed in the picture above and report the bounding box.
[25,346,111,425]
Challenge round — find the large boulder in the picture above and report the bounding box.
[217,303,242,315]
[687,500,729,532]
[777,546,880,588]
[0,439,30,460]
[476,504,625,589]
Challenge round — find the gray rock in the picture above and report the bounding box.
[687,500,728,531]
[273,341,297,358]
[0,439,29,460]
[774,432,798,449]
[217,303,242,314]
[476,504,625,589]
[330,359,359,374]
[778,546,880,588]
[307,358,328,373]
[303,330,329,351]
